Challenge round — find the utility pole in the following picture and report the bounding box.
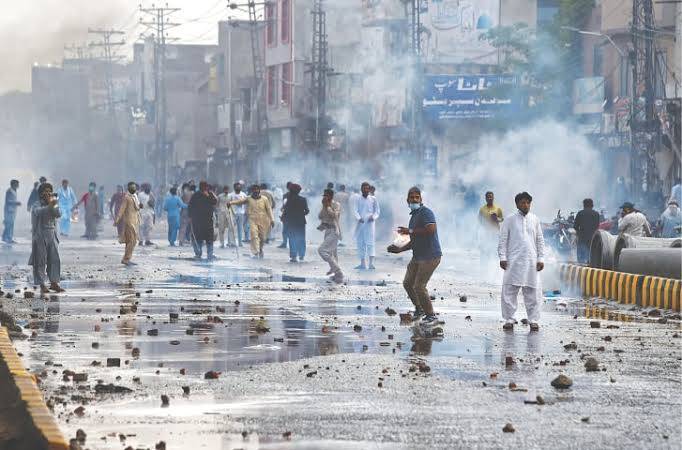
[64,44,91,72]
[407,0,425,172]
[140,4,181,187]
[630,0,659,201]
[311,0,329,154]
[87,29,126,113]
[228,1,271,181]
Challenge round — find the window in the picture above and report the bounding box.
[281,0,290,42]
[267,66,276,105]
[281,63,292,105]
[266,2,276,46]
[593,46,603,77]
[537,0,559,29]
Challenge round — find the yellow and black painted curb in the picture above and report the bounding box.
[559,264,681,312]
[0,327,69,450]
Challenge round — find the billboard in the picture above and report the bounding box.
[423,74,518,120]
[424,0,500,63]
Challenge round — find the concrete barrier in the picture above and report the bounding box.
[0,327,68,450]
[558,264,680,312]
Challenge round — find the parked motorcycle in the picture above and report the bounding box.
[542,210,577,260]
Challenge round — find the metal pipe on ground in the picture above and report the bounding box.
[613,235,680,269]
[589,230,617,270]
[616,248,682,280]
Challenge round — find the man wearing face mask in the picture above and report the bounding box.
[115,182,142,265]
[28,183,64,293]
[659,200,681,238]
[354,181,380,270]
[73,182,100,240]
[388,187,442,327]
[498,192,545,332]
[230,184,274,259]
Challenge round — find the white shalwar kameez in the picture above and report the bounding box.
[137,191,155,242]
[497,210,545,324]
[354,195,380,260]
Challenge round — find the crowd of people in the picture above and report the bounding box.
[2,174,681,332]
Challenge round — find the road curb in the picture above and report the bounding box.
[559,264,681,312]
[0,326,69,450]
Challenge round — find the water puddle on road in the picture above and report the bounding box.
[13,278,479,382]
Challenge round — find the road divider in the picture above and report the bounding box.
[558,264,681,312]
[0,326,69,450]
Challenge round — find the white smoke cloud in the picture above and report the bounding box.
[456,120,605,219]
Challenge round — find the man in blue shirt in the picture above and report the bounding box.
[388,186,442,327]
[163,186,187,246]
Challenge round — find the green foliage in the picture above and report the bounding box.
[479,0,597,123]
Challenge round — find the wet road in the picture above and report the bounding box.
[1,230,681,449]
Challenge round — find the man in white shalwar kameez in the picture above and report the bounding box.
[354,182,380,270]
[498,191,545,331]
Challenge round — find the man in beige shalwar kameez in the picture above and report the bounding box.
[230,184,274,259]
[115,182,142,265]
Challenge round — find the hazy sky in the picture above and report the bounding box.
[0,1,247,93]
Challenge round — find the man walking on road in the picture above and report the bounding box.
[354,181,380,270]
[318,188,343,282]
[163,186,187,246]
[137,183,156,246]
[230,184,274,259]
[282,183,309,262]
[188,181,218,261]
[3,179,21,244]
[573,198,600,263]
[478,191,503,269]
[74,182,100,240]
[29,183,64,293]
[56,179,77,237]
[388,187,442,327]
[227,182,247,247]
[115,182,142,266]
[498,192,545,332]
[216,185,237,248]
[334,184,350,245]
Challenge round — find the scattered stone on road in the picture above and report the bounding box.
[585,357,600,372]
[551,374,573,389]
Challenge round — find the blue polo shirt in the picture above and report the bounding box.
[408,205,442,261]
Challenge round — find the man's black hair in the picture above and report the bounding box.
[583,198,594,208]
[408,186,421,196]
[514,191,533,204]
[38,183,53,196]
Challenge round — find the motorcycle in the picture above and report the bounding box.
[542,210,577,261]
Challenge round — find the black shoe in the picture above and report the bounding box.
[277,244,287,249]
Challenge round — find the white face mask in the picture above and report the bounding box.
[669,206,679,215]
